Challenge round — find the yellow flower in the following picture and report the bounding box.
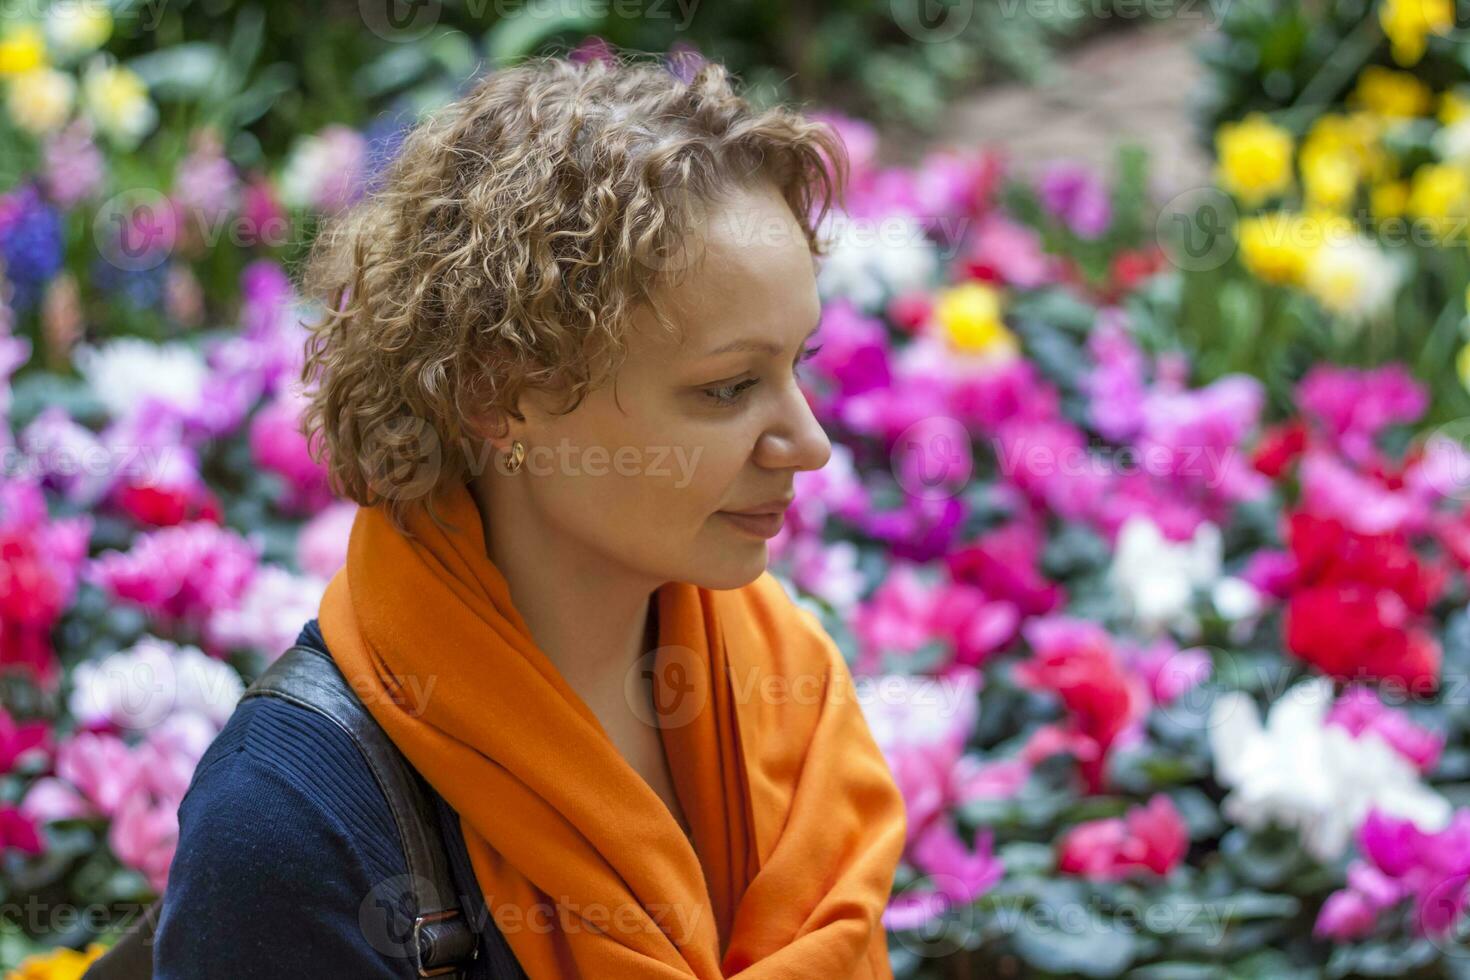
[1215,113,1295,206]
[81,58,156,149]
[1238,210,1354,282]
[1371,179,1410,220]
[1301,148,1359,210]
[1440,89,1470,126]
[1407,161,1470,238]
[1379,0,1455,66]
[1458,342,1470,391]
[934,282,1016,356]
[1350,65,1435,118]
[8,68,76,135]
[0,23,46,77]
[6,942,108,980]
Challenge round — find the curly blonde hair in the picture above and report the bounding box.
[297,50,849,534]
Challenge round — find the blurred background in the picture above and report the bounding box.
[6,0,1470,977]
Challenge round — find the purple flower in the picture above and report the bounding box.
[1037,161,1112,239]
[0,184,64,312]
[41,119,105,209]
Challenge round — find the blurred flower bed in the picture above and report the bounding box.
[1180,0,1470,423]
[5,3,1470,980]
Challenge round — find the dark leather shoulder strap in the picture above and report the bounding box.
[240,644,479,977]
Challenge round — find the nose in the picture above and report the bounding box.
[753,382,831,473]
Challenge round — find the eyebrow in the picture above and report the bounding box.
[702,324,821,358]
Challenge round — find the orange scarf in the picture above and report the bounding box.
[317,483,907,978]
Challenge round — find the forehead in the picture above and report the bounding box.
[644,185,821,356]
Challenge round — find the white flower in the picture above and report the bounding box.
[1211,576,1262,622]
[815,211,938,311]
[856,669,980,754]
[73,337,209,422]
[1209,677,1452,861]
[1303,234,1402,323]
[207,564,328,661]
[1434,119,1470,163]
[69,636,244,732]
[1109,516,1221,635]
[45,4,112,62]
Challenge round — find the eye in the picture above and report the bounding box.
[701,344,824,407]
[794,343,823,378]
[703,378,759,406]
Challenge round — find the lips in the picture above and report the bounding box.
[722,496,795,517]
[719,510,786,538]
[717,497,793,539]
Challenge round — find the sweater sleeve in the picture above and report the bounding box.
[153,698,418,980]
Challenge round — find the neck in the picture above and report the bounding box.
[467,478,662,688]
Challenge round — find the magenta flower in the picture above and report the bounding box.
[1298,364,1427,466]
[0,804,43,856]
[1037,161,1112,239]
[0,706,50,775]
[87,520,261,633]
[945,519,1064,619]
[248,387,332,514]
[884,820,1005,933]
[1316,807,1470,941]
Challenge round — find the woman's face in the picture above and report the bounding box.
[487,181,831,591]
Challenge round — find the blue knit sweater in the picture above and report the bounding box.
[153,619,525,978]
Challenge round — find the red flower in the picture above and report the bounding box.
[1253,420,1308,478]
[1016,618,1146,792]
[114,481,222,528]
[1057,794,1188,880]
[1283,513,1444,690]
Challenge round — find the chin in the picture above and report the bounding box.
[685,550,768,591]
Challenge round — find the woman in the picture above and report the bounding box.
[154,51,907,978]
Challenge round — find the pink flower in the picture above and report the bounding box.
[1122,639,1212,707]
[88,520,261,633]
[248,387,332,514]
[55,732,143,816]
[109,795,177,892]
[1298,364,1426,466]
[1057,794,1189,880]
[1085,310,1149,442]
[1299,451,1426,536]
[1327,685,1444,775]
[958,214,1062,289]
[296,499,356,579]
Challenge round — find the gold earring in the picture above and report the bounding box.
[503,439,526,473]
